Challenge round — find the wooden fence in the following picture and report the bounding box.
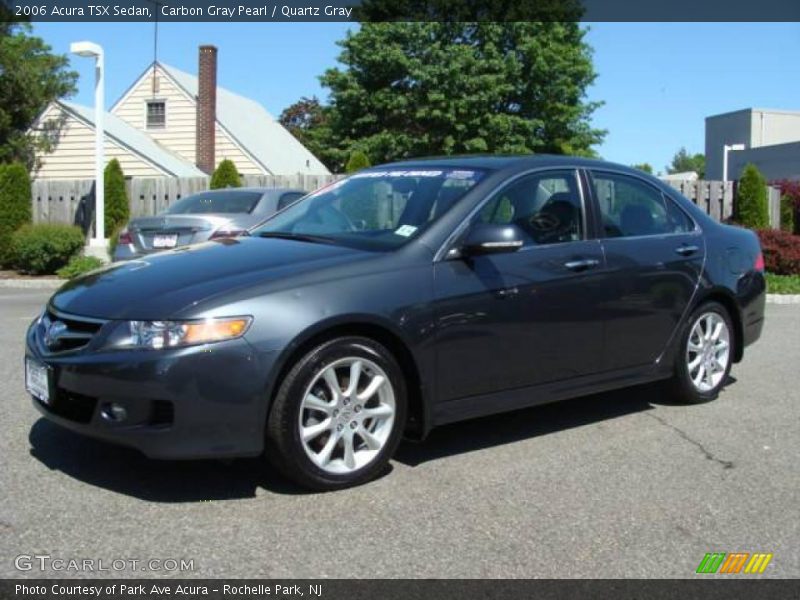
[30,174,339,225]
[31,174,781,229]
[663,179,782,229]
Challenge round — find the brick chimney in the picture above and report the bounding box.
[195,45,217,174]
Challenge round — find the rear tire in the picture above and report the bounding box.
[265,336,407,491]
[668,301,734,404]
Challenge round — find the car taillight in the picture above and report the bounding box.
[118,230,133,245]
[210,230,248,240]
[754,251,765,272]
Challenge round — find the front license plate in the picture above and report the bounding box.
[153,234,178,248]
[25,358,51,404]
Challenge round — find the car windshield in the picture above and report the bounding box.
[165,191,263,215]
[252,168,485,251]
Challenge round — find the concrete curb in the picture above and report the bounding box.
[0,278,63,290]
[1,278,800,303]
[766,294,800,304]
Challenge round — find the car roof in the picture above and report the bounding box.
[188,187,305,196]
[378,154,632,173]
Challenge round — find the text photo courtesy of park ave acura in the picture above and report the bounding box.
[1,0,800,597]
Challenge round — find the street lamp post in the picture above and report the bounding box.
[70,41,106,252]
[723,143,745,183]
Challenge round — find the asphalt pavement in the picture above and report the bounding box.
[1,288,797,578]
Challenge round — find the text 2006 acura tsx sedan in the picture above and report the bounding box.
[25,156,765,490]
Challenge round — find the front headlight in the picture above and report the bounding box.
[118,317,252,349]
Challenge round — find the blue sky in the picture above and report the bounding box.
[33,21,800,173]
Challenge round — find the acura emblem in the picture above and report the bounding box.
[44,320,68,349]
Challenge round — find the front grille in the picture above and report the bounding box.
[40,309,105,354]
[41,390,97,424]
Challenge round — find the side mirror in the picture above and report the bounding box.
[461,223,524,257]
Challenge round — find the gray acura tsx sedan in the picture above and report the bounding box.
[25,156,765,490]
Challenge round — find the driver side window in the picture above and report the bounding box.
[478,171,584,246]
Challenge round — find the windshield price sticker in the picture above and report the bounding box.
[394,225,418,237]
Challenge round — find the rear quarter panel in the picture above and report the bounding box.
[694,221,766,358]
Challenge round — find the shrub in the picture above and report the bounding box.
[736,164,769,229]
[757,229,800,276]
[104,159,129,236]
[210,159,241,189]
[11,224,85,275]
[345,150,371,173]
[56,255,105,279]
[773,179,800,234]
[780,194,796,234]
[0,162,32,266]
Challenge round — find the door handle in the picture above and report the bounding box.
[675,245,699,256]
[564,258,600,272]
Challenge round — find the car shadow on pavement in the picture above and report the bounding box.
[28,378,732,500]
[395,381,677,467]
[28,419,308,501]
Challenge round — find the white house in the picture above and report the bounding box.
[32,45,330,179]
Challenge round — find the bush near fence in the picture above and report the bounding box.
[757,229,800,276]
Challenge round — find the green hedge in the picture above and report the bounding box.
[0,162,32,267]
[12,224,85,275]
[56,255,105,279]
[104,159,130,236]
[210,159,241,189]
[345,150,371,173]
[736,164,769,229]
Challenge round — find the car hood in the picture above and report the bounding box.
[50,237,368,320]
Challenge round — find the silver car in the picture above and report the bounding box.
[112,187,306,261]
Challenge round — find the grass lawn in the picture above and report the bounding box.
[765,273,800,294]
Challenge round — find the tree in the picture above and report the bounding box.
[345,150,371,173]
[279,96,337,171]
[296,20,603,172]
[632,163,653,174]
[0,162,32,266]
[0,23,78,170]
[210,159,241,189]
[104,159,129,236]
[736,164,768,229]
[667,147,705,178]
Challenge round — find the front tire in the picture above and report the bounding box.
[266,336,407,491]
[669,301,734,404]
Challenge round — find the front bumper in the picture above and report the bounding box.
[25,320,276,460]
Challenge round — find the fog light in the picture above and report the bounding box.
[100,402,127,423]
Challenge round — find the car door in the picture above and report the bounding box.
[587,170,705,371]
[433,169,608,403]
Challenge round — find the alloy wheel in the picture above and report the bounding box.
[298,357,396,474]
[685,311,731,393]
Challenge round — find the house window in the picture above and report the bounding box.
[146,101,166,129]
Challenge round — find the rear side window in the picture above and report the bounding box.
[477,170,584,246]
[591,172,693,238]
[277,192,305,211]
[165,191,263,215]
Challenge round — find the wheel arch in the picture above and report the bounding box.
[691,287,744,363]
[264,316,430,440]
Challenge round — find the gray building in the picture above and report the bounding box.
[705,108,800,181]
